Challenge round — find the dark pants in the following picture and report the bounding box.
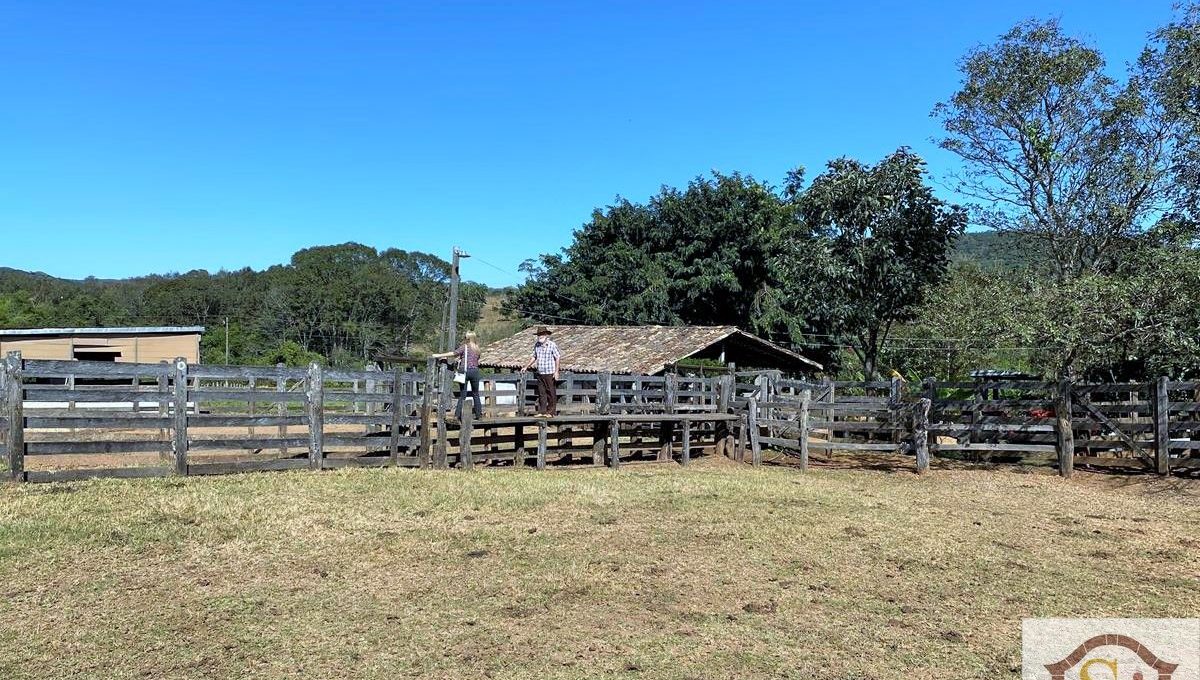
[536,373,558,416]
[455,368,482,419]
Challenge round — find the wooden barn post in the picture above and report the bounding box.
[1055,378,1074,478]
[306,361,325,470]
[4,352,25,482]
[1154,375,1170,475]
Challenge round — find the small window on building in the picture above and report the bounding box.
[73,348,121,362]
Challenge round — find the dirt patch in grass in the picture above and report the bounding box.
[1,463,1198,679]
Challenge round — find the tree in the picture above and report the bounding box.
[934,19,1179,279]
[1142,3,1200,219]
[773,148,967,379]
[881,264,1027,381]
[507,173,791,330]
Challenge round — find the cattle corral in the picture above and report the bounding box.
[2,352,1199,482]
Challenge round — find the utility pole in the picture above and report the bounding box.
[446,247,470,351]
[224,317,230,365]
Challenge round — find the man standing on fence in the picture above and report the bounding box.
[523,326,560,417]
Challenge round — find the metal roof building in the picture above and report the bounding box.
[479,325,821,376]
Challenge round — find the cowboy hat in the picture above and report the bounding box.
[534,325,554,336]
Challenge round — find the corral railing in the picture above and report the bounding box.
[0,353,737,483]
[740,376,1200,476]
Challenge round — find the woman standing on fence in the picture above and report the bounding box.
[434,331,483,421]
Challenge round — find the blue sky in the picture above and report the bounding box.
[0,0,1175,288]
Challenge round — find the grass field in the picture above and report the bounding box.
[1,458,1198,679]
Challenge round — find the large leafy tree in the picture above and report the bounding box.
[934,18,1181,279]
[0,244,480,366]
[772,148,967,379]
[507,172,791,330]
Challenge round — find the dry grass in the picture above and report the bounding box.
[1,457,1198,679]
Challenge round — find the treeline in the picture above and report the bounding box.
[0,244,487,366]
[510,6,1200,381]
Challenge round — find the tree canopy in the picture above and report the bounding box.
[0,244,486,367]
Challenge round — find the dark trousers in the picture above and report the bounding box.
[455,368,482,419]
[536,373,558,416]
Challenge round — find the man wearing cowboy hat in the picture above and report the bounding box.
[522,326,560,417]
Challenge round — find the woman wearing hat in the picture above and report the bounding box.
[522,326,560,417]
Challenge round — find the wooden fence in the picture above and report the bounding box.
[0,353,737,483]
[5,353,1198,483]
[738,375,1200,476]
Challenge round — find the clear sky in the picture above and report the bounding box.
[0,0,1176,288]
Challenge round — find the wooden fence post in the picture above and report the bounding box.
[460,407,474,470]
[1055,378,1074,479]
[4,352,24,482]
[169,357,189,475]
[517,372,528,416]
[157,362,170,461]
[681,420,691,466]
[420,358,435,468]
[748,397,761,466]
[435,364,448,469]
[1155,375,1170,475]
[889,375,904,445]
[276,363,289,457]
[389,366,403,466]
[536,421,548,470]
[665,373,678,414]
[306,362,324,471]
[913,397,930,475]
[798,388,811,472]
[609,420,620,469]
[597,371,611,415]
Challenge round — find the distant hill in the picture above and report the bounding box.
[951,231,1043,270]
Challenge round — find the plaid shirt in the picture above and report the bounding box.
[532,339,560,374]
